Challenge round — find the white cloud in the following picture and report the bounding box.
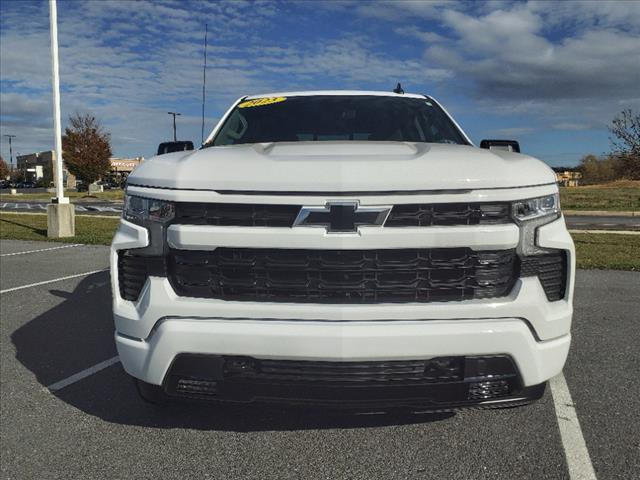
[1,0,639,165]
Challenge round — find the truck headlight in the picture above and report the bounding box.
[512,193,559,223]
[124,195,175,224]
[512,193,561,255]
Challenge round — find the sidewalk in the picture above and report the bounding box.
[564,210,637,217]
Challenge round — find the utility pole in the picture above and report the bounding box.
[3,134,16,170]
[47,0,74,237]
[168,111,181,141]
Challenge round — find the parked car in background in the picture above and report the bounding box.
[18,181,36,188]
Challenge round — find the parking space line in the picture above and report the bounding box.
[47,356,120,392]
[550,373,597,480]
[0,268,109,294]
[0,243,83,257]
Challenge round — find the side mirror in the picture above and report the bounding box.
[157,141,195,156]
[480,139,520,153]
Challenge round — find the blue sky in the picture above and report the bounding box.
[1,0,639,166]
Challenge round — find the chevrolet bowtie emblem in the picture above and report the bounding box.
[293,202,391,233]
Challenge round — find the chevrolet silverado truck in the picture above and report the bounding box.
[111,90,574,409]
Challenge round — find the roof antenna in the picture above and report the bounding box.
[201,23,208,145]
[393,82,404,94]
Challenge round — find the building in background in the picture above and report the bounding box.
[14,152,144,189]
[109,156,143,184]
[16,151,75,188]
[553,168,582,187]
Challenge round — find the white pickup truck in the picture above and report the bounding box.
[111,90,574,410]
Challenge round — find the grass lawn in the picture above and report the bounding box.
[0,212,119,245]
[571,232,640,271]
[560,181,640,211]
[1,212,638,271]
[0,190,124,202]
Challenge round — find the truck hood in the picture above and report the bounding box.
[128,142,556,192]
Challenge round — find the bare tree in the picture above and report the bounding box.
[609,109,640,155]
[608,110,640,180]
[62,113,112,186]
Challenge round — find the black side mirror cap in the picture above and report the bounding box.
[157,141,195,156]
[480,139,520,153]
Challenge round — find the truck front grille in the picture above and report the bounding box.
[172,202,513,227]
[166,247,518,303]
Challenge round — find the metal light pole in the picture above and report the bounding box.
[47,0,74,237]
[3,134,16,170]
[168,111,181,141]
[49,0,66,204]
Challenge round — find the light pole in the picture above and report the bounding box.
[168,111,181,141]
[3,134,15,170]
[47,0,74,237]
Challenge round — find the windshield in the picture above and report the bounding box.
[209,95,468,146]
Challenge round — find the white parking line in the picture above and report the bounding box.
[0,268,109,294]
[47,356,120,392]
[0,243,83,257]
[550,373,597,480]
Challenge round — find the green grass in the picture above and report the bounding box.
[1,213,638,271]
[572,232,640,271]
[0,212,119,245]
[0,190,124,202]
[560,184,640,211]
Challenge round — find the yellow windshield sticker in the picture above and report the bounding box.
[238,97,287,108]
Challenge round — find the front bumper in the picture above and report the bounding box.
[116,316,570,390]
[111,201,575,403]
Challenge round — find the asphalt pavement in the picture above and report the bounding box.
[0,239,638,479]
[564,215,640,231]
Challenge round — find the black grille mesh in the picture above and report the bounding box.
[519,251,567,301]
[117,253,165,301]
[167,247,518,303]
[225,357,465,384]
[118,253,147,301]
[386,203,511,226]
[172,202,513,227]
[174,202,300,227]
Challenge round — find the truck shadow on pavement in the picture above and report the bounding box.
[11,272,454,431]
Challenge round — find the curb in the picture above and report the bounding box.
[564,210,637,217]
[569,229,640,235]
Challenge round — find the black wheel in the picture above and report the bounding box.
[134,378,170,405]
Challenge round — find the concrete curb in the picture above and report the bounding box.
[564,210,637,217]
[569,229,640,235]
